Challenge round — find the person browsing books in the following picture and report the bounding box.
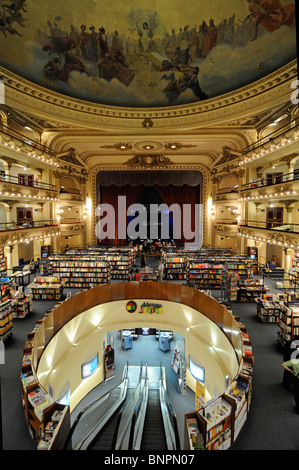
[282,345,299,414]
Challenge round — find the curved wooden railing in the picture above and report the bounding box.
[32,281,243,372]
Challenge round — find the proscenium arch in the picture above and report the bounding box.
[90,166,209,246]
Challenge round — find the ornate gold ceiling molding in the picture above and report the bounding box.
[0,60,296,131]
[123,155,174,168]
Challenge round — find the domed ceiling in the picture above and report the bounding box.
[0,0,296,108]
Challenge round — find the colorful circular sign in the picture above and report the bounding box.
[126,301,137,313]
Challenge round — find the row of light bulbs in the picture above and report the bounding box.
[0,140,59,167]
[0,190,59,201]
[7,231,61,245]
[239,190,297,201]
[239,134,298,166]
[237,232,297,250]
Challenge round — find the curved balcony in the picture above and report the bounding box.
[59,187,83,203]
[239,118,299,168]
[239,171,299,202]
[238,220,299,249]
[214,220,239,237]
[0,220,60,246]
[0,124,59,167]
[0,174,59,201]
[215,187,239,203]
[59,218,84,235]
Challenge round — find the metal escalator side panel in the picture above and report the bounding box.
[64,362,129,450]
[114,378,148,450]
[131,378,149,450]
[158,380,181,451]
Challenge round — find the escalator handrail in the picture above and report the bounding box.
[159,362,180,450]
[128,377,149,450]
[159,380,181,450]
[111,362,145,450]
[128,364,149,450]
[63,361,129,450]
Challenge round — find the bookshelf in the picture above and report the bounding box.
[49,255,111,288]
[256,294,285,323]
[66,247,135,281]
[187,255,252,291]
[277,302,299,348]
[222,270,238,302]
[27,277,65,300]
[184,413,205,450]
[163,255,186,281]
[12,293,33,319]
[187,259,223,289]
[226,375,252,442]
[237,278,269,302]
[196,395,234,450]
[0,247,6,277]
[39,259,52,276]
[0,297,13,341]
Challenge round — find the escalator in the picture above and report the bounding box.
[141,389,167,450]
[63,362,142,450]
[63,362,180,451]
[88,389,134,450]
[129,363,180,451]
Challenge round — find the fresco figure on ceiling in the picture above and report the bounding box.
[137,21,155,52]
[98,26,109,59]
[89,25,98,61]
[0,0,27,38]
[43,40,89,83]
[78,24,93,61]
[202,18,217,57]
[161,66,208,103]
[247,0,296,41]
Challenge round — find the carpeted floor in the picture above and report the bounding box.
[1,259,298,450]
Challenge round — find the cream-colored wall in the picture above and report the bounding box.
[37,299,240,412]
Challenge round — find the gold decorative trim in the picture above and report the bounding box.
[123,155,174,168]
[0,60,296,129]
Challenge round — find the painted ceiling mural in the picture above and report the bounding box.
[0,0,296,108]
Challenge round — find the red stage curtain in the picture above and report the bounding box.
[99,185,144,245]
[155,184,199,245]
[98,184,199,246]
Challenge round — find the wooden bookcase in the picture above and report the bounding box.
[27,276,65,300]
[49,255,111,288]
[277,302,299,347]
[0,298,13,341]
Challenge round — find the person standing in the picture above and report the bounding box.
[282,347,299,413]
[140,251,146,268]
[158,260,164,282]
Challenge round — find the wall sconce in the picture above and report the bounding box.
[210,206,216,220]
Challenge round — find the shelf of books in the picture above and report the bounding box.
[12,293,33,319]
[222,270,238,302]
[163,255,186,280]
[27,277,65,300]
[237,278,269,302]
[66,247,135,281]
[187,255,252,291]
[187,259,223,289]
[21,328,70,450]
[49,255,111,288]
[256,294,285,323]
[277,302,299,348]
[0,247,6,277]
[0,297,13,342]
[196,395,234,450]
